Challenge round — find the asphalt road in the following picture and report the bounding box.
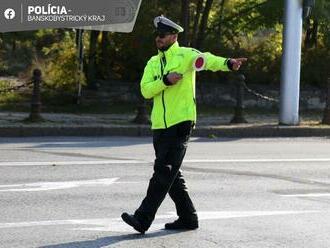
[0,137,330,248]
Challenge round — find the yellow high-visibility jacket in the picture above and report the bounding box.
[141,41,230,129]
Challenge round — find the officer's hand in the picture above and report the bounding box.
[230,58,248,71]
[166,72,183,85]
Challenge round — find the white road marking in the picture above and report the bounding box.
[0,178,128,192]
[281,193,330,197]
[0,211,321,233]
[185,158,330,163]
[0,160,144,167]
[1,158,330,167]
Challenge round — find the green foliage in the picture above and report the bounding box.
[34,29,66,53]
[243,25,283,85]
[313,0,330,47]
[301,0,330,86]
[0,80,25,107]
[203,0,284,84]
[106,0,181,81]
[0,32,35,75]
[302,47,330,87]
[41,31,86,91]
[0,0,329,90]
[0,80,11,90]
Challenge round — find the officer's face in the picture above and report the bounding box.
[155,33,177,50]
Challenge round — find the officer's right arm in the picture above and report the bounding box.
[140,61,168,99]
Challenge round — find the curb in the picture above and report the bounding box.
[194,125,330,138]
[1,125,330,137]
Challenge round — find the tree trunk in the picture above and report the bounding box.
[304,18,313,49]
[12,40,16,52]
[191,0,204,47]
[87,30,100,89]
[196,0,213,49]
[311,19,318,48]
[99,31,111,79]
[180,0,190,46]
[304,18,318,49]
[217,0,226,48]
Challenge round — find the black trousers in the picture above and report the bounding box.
[134,121,197,230]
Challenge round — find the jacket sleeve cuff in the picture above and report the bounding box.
[163,73,171,86]
[225,58,233,71]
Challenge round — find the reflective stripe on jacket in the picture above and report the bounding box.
[141,41,230,129]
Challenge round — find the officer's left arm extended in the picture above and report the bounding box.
[187,49,231,72]
[202,52,231,72]
[192,50,247,72]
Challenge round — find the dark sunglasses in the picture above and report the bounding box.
[154,31,172,38]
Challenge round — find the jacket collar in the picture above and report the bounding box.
[158,41,179,58]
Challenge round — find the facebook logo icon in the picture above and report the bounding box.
[4,8,16,20]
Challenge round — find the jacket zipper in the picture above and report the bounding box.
[160,53,167,128]
[162,91,167,128]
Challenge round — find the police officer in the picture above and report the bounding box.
[122,16,247,234]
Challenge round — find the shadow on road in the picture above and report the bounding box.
[39,229,190,248]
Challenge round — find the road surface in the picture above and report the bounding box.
[0,137,329,247]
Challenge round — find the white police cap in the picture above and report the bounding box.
[154,15,184,33]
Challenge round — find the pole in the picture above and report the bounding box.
[230,74,248,124]
[279,0,303,125]
[322,77,330,124]
[27,69,43,122]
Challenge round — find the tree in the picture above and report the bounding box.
[191,0,203,47]
[99,31,111,79]
[196,0,214,49]
[87,30,100,89]
[180,0,190,46]
[217,0,227,47]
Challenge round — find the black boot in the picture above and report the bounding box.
[165,218,199,230]
[121,212,146,234]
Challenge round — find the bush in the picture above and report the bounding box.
[42,31,86,91]
[302,47,330,87]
